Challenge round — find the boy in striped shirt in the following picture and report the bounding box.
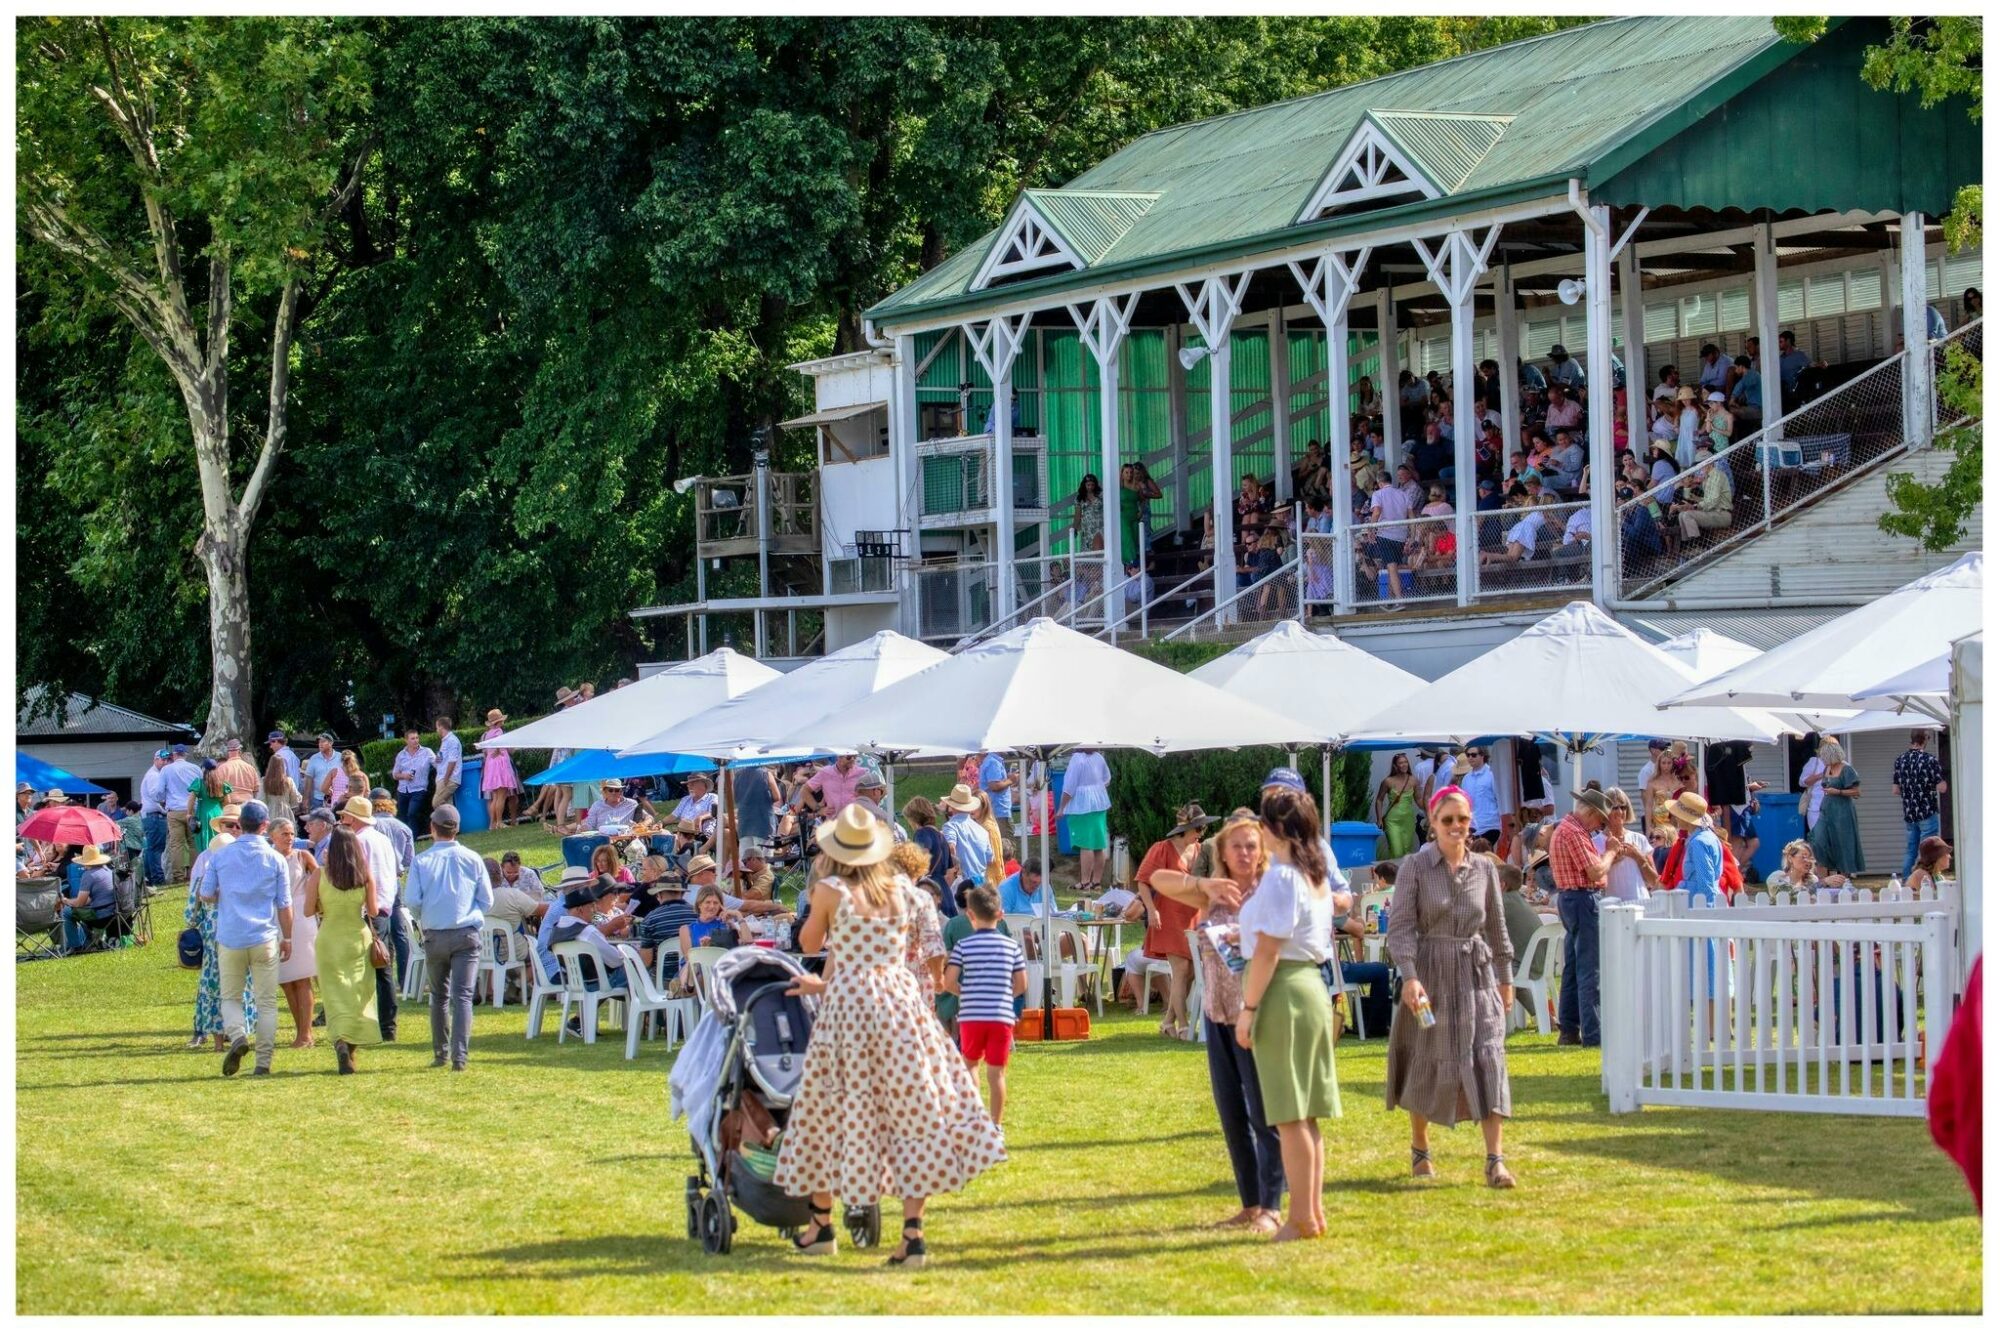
[942,885,1027,1125]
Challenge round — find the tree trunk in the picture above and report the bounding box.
[194,519,256,755]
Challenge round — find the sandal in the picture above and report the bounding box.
[1411,1147,1435,1179]
[1485,1153,1516,1189]
[793,1208,837,1256]
[887,1218,927,1269]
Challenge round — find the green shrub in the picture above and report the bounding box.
[1105,747,1372,850]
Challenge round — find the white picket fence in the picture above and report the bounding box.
[1601,893,1956,1118]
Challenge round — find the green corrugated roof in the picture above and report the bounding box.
[1369,111,1513,193]
[872,15,1796,326]
[1025,190,1159,266]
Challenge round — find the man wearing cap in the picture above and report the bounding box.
[432,717,462,814]
[339,795,405,1042]
[303,806,336,861]
[266,731,301,788]
[722,840,777,902]
[303,734,341,811]
[403,805,491,1071]
[579,779,642,833]
[391,729,438,832]
[138,749,173,886]
[196,800,294,1076]
[850,766,905,843]
[160,743,204,882]
[939,784,991,892]
[216,739,260,798]
[1547,788,1613,1048]
[1259,769,1353,900]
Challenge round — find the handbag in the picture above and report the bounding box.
[366,916,391,970]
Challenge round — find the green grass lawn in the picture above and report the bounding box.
[16,870,1979,1314]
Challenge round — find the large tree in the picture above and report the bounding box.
[17,17,374,745]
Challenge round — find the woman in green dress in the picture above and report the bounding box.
[190,762,234,856]
[1807,741,1866,878]
[303,826,381,1075]
[1120,462,1162,565]
[1374,753,1421,859]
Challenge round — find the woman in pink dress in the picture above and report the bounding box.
[479,709,520,827]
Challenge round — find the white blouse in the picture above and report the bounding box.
[1061,750,1112,815]
[1237,860,1334,964]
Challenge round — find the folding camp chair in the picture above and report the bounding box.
[16,883,64,961]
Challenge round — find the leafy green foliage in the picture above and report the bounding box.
[1881,344,1985,549]
[1107,747,1372,851]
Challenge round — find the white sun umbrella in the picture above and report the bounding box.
[764,617,1327,1035]
[1348,601,1783,805]
[1189,619,1426,812]
[1851,651,1954,724]
[617,631,956,807]
[1653,628,1763,680]
[1655,628,1940,735]
[1664,551,1983,713]
[477,648,781,753]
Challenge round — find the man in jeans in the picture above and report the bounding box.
[137,748,172,886]
[1547,788,1612,1048]
[1891,729,1948,878]
[196,800,294,1076]
[402,804,491,1071]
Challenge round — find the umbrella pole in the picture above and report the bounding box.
[1039,746,1057,1042]
[1322,746,1334,818]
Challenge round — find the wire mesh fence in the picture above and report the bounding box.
[904,561,998,645]
[1472,498,1593,598]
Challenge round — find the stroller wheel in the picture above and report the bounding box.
[700,1192,734,1256]
[685,1193,702,1242]
[846,1201,881,1249]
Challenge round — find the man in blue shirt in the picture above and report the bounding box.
[196,800,294,1077]
[1548,344,1586,392]
[159,743,202,883]
[1728,355,1762,428]
[978,750,1013,824]
[59,843,120,951]
[302,733,341,811]
[402,804,492,1070]
[940,785,992,890]
[137,749,172,886]
[1776,330,1809,394]
[997,864,1044,917]
[265,730,300,788]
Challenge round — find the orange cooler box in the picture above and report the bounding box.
[1014,1008,1091,1041]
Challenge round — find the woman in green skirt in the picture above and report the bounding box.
[1233,785,1347,1242]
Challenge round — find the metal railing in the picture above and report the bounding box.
[1610,325,1983,602]
[1096,562,1213,643]
[694,471,816,548]
[1472,498,1593,598]
[903,560,998,644]
[1163,553,1301,641]
[958,552,1112,645]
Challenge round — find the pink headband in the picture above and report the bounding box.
[1428,785,1469,816]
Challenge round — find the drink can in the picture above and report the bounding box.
[1416,995,1436,1029]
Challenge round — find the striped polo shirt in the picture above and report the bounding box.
[948,928,1025,1024]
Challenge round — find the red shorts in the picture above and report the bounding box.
[957,1019,1015,1067]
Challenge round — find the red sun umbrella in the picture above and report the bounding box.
[17,806,121,847]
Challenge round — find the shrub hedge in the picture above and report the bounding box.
[1106,746,1372,852]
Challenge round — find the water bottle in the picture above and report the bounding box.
[1415,994,1437,1029]
[1886,874,1903,899]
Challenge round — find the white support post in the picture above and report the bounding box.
[1377,288,1402,471]
[1270,309,1292,503]
[1495,263,1522,460]
[1584,204,1618,604]
[1070,294,1140,632]
[1617,244,1648,458]
[1178,271,1254,613]
[1900,211,1934,447]
[1289,247,1372,617]
[889,333,921,601]
[1600,903,1640,1112]
[1166,324,1190,535]
[1752,220,1783,440]
[1416,227,1501,606]
[966,312,1032,618]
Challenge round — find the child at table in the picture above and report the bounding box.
[941,885,1027,1126]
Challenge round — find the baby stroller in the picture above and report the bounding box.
[668,946,882,1255]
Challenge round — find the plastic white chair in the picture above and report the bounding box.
[1135,957,1173,1014]
[400,916,428,1001]
[553,941,627,1044]
[523,944,567,1040]
[1181,929,1206,1042]
[1511,923,1564,1035]
[1001,913,1045,959]
[682,945,730,1005]
[481,925,525,1009]
[1053,920,1102,1015]
[652,944,682,995]
[614,943,676,1061]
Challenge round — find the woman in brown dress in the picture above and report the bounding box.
[1385,785,1518,1188]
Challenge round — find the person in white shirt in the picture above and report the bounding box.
[1481,502,1546,566]
[303,733,342,811]
[1797,748,1829,831]
[1594,788,1660,903]
[1054,746,1113,895]
[1458,747,1503,842]
[390,730,438,831]
[265,731,301,788]
[487,852,551,932]
[1561,506,1591,547]
[138,749,172,886]
[338,795,406,1042]
[431,716,464,812]
[576,780,641,833]
[669,773,719,858]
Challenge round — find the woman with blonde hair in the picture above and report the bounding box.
[1386,785,1516,1188]
[1233,786,1343,1241]
[774,806,1003,1268]
[974,790,1006,890]
[332,750,368,809]
[270,817,321,1048]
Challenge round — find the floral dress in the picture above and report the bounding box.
[186,853,258,1041]
[773,877,1006,1202]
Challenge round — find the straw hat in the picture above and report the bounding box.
[601,778,626,793]
[815,804,895,867]
[208,832,236,851]
[685,854,719,878]
[684,772,713,789]
[209,803,245,833]
[75,844,111,868]
[940,783,981,814]
[339,795,376,825]
[485,708,506,726]
[43,790,71,806]
[1676,386,1697,402]
[554,686,577,705]
[1661,791,1711,826]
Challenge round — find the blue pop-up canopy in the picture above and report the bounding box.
[17,751,112,796]
[523,748,813,787]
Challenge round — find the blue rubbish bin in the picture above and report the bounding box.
[1747,802,1803,884]
[1326,821,1383,872]
[563,833,609,869]
[1053,767,1071,856]
[452,756,489,834]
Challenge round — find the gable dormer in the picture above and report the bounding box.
[969,190,1159,292]
[1296,110,1513,223]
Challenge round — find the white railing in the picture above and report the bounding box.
[1657,880,1964,996]
[1609,331,1973,600]
[1601,900,1953,1118]
[828,555,895,595]
[1098,562,1211,643]
[956,552,1111,645]
[1163,554,1301,641]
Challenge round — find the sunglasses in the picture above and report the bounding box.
[1435,813,1471,827]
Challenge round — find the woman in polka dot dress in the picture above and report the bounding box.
[774,806,1006,1268]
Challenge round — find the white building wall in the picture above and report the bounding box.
[22,738,163,802]
[819,455,899,564]
[825,603,899,653]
